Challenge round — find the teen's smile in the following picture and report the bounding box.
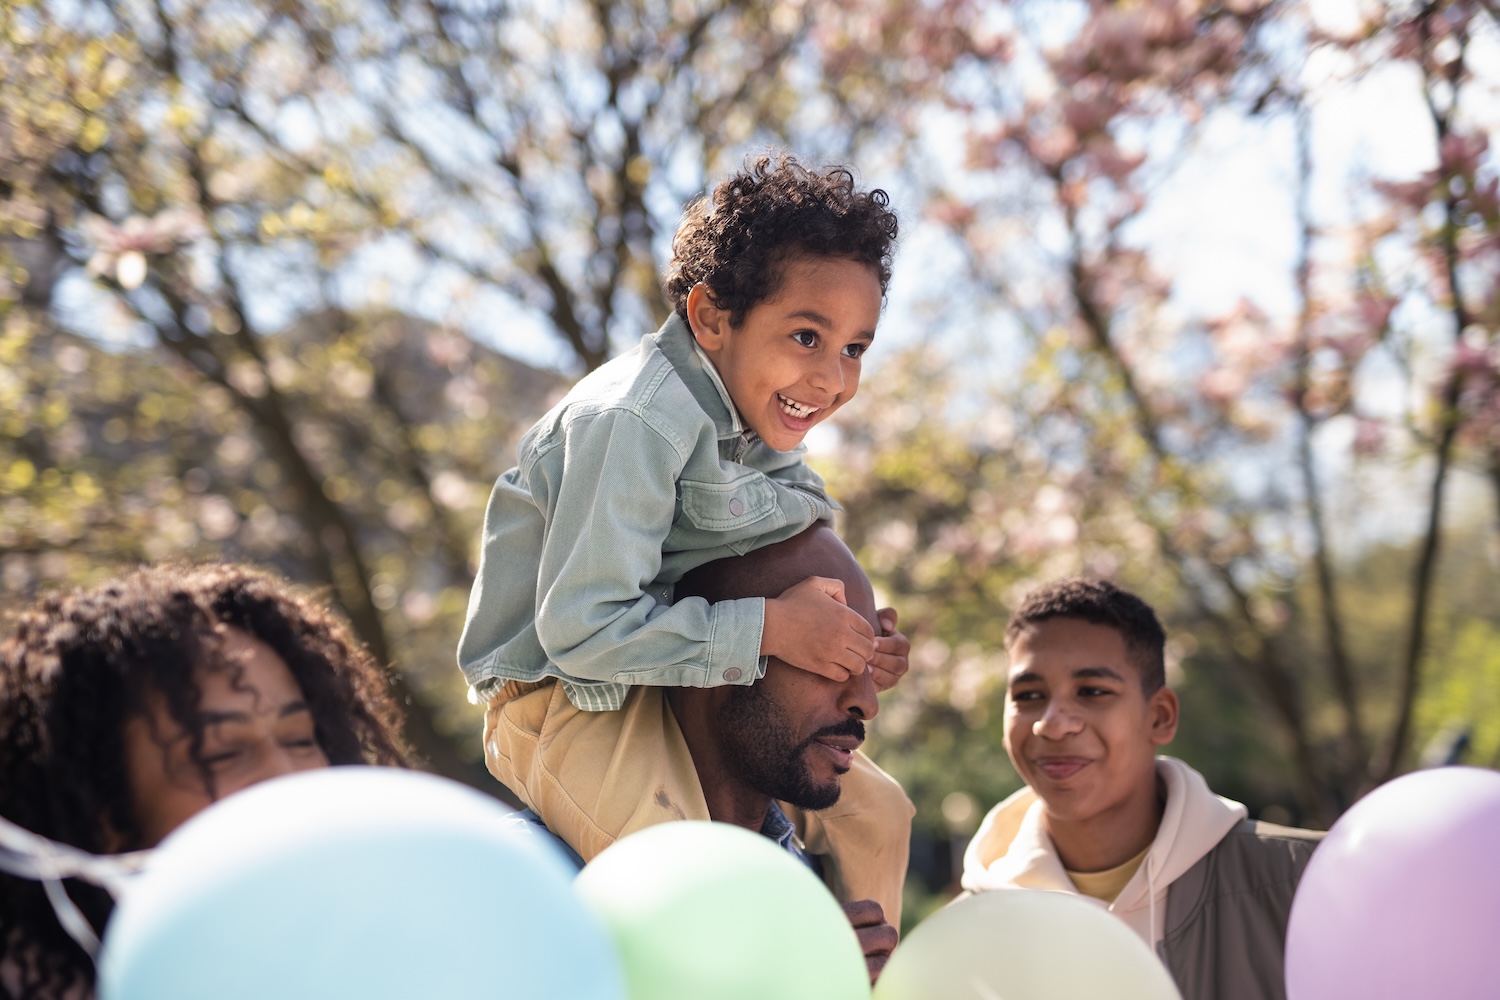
[1033,755,1092,782]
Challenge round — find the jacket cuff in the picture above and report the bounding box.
[706,596,766,686]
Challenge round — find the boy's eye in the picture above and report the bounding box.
[1078,686,1114,698]
[1011,689,1044,703]
[792,330,818,348]
[842,343,867,359]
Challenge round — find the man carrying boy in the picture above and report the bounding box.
[962,578,1320,1000]
[502,525,907,982]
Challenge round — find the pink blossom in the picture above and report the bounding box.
[928,198,977,228]
[1061,93,1118,138]
[1373,175,1437,212]
[1352,417,1385,456]
[1199,367,1247,403]
[1451,341,1494,379]
[1440,131,1488,176]
[1086,137,1146,181]
[1026,127,1079,168]
[1355,292,1398,334]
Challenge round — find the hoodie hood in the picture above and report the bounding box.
[961,756,1247,948]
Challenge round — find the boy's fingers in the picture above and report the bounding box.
[873,633,910,657]
[805,576,848,605]
[869,649,907,676]
[845,608,876,640]
[877,607,899,635]
[869,664,903,692]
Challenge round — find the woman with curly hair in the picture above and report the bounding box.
[0,563,410,1000]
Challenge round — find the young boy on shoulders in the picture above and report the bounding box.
[962,578,1320,1000]
[458,156,913,921]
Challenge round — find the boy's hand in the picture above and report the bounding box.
[761,576,876,682]
[843,899,898,984]
[870,608,910,692]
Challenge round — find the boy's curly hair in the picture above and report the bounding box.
[1005,577,1168,693]
[664,154,899,326]
[0,563,411,1000]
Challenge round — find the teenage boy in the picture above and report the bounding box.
[962,578,1320,1000]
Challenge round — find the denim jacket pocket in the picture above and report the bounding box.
[676,473,781,553]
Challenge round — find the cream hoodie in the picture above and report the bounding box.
[961,757,1247,953]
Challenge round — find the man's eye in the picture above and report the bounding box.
[792,330,817,347]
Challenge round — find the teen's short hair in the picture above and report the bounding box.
[1005,578,1167,692]
[664,154,899,326]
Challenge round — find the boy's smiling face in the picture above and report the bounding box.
[1003,616,1178,829]
[688,256,881,452]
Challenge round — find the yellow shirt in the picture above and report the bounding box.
[1067,844,1151,903]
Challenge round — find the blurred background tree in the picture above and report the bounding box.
[3,0,1498,922]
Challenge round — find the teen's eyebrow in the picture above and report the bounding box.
[1073,666,1126,682]
[200,701,312,725]
[1008,671,1043,687]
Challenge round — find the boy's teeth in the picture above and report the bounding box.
[777,393,819,419]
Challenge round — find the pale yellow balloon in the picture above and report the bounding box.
[875,890,1183,1000]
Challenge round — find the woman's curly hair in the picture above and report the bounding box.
[0,563,410,1000]
[664,154,900,326]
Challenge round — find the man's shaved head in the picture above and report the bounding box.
[678,524,877,624]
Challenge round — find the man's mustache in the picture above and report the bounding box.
[807,717,866,744]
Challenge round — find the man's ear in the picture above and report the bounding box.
[1148,686,1179,747]
[686,282,731,352]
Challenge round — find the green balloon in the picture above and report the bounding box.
[574,820,870,1000]
[875,890,1182,1000]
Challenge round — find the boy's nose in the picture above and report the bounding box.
[807,354,846,397]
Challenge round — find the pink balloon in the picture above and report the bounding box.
[1285,767,1500,1000]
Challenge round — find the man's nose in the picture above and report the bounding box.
[840,662,879,721]
[1032,701,1082,739]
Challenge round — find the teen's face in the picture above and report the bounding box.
[691,257,882,452]
[123,626,329,847]
[1003,617,1177,826]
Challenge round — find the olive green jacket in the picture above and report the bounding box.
[1159,819,1322,1000]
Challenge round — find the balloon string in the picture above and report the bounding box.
[0,813,152,961]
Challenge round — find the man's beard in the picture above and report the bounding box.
[715,683,865,811]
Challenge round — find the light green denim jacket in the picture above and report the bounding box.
[457,313,837,710]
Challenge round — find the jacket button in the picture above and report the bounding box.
[723,667,743,682]
[728,497,744,517]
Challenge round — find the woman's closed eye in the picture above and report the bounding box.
[201,745,246,768]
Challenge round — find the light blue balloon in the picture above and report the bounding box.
[99,767,624,1000]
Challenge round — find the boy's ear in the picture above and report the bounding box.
[1148,686,1179,747]
[686,283,731,351]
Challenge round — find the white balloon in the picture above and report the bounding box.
[876,890,1182,1000]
